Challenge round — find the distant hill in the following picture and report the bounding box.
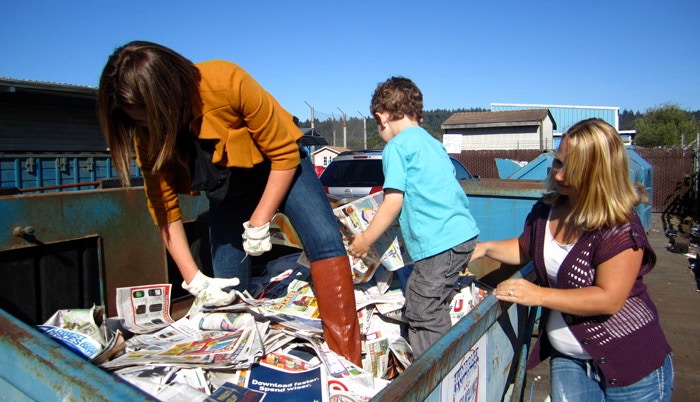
[299,108,699,150]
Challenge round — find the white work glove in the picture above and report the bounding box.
[242,221,272,256]
[182,271,240,307]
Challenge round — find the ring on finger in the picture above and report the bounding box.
[508,290,514,297]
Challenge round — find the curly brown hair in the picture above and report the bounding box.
[369,76,423,125]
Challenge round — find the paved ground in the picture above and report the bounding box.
[524,213,699,401]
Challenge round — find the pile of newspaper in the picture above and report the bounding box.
[36,193,489,401]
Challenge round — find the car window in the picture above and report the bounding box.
[319,159,384,187]
[450,158,473,180]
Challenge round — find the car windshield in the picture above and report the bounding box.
[319,159,385,187]
[450,158,473,180]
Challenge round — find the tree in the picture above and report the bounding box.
[634,104,700,147]
[421,107,488,140]
[619,109,642,131]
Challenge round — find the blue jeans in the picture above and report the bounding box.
[550,351,674,402]
[208,150,345,290]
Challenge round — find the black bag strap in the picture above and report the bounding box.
[187,132,230,193]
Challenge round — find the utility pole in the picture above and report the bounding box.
[304,101,314,129]
[337,107,347,148]
[696,132,699,212]
[357,111,367,149]
[331,113,336,146]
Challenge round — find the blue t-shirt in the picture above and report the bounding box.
[382,126,479,261]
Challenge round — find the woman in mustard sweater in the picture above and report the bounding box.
[97,41,361,365]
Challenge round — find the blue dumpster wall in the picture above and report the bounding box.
[492,149,653,232]
[0,307,155,401]
[0,153,141,192]
[461,179,544,241]
[0,183,535,400]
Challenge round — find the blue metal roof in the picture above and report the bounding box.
[491,103,620,134]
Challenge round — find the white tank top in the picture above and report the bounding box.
[544,215,592,359]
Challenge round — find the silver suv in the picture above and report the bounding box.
[319,149,477,198]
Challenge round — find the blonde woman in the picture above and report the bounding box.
[471,118,673,401]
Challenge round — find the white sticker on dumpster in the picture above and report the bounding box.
[440,336,487,402]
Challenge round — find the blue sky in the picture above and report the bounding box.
[2,1,698,121]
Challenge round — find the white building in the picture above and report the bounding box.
[441,109,556,151]
[491,103,622,148]
[311,146,348,176]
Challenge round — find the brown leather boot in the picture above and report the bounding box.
[310,255,362,366]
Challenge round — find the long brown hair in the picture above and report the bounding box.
[97,41,201,185]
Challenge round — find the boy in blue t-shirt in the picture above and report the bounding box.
[349,76,480,358]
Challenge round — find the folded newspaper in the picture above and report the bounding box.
[333,192,413,283]
[270,193,412,285]
[37,305,126,363]
[116,284,175,334]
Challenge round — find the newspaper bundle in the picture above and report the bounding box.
[37,253,488,401]
[270,193,412,285]
[333,192,413,284]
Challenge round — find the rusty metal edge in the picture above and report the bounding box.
[371,264,536,401]
[0,308,155,401]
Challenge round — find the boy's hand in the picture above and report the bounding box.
[348,233,370,259]
[347,189,403,261]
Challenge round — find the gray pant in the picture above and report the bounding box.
[405,237,477,358]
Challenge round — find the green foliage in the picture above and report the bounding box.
[619,109,643,131]
[634,104,700,147]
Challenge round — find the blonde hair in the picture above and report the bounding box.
[98,41,201,185]
[544,118,641,231]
